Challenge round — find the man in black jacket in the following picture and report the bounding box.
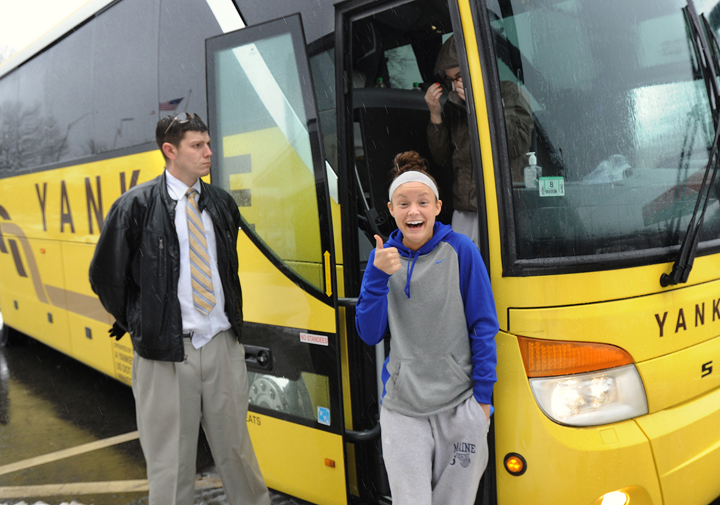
[89,113,271,505]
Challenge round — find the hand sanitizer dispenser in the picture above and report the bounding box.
[524,152,542,188]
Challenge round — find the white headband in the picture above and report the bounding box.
[388,171,439,201]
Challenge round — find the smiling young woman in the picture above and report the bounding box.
[355,150,498,505]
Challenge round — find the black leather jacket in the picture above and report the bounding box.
[89,172,243,361]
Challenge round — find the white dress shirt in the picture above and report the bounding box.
[165,170,231,349]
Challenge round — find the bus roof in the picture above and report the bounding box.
[0,0,115,80]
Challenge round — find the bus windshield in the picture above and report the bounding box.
[488,0,720,263]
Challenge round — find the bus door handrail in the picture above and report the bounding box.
[345,422,381,443]
[337,297,358,307]
[338,296,382,443]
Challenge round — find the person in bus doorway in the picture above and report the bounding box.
[355,151,499,505]
[89,113,271,505]
[425,36,533,246]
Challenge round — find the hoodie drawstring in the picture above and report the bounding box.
[404,252,420,298]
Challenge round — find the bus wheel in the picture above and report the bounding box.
[0,325,25,347]
[248,373,315,419]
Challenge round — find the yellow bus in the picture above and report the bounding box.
[1,0,720,503]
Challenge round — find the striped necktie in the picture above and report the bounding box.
[186,188,216,315]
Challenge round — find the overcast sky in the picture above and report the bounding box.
[0,0,88,60]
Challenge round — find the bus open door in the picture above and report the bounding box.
[205,15,353,504]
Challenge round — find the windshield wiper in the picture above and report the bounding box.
[661,0,720,287]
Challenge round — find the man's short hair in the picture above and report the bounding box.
[156,113,208,160]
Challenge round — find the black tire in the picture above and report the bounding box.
[247,372,315,419]
[0,324,25,347]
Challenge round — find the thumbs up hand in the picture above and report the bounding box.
[373,235,401,275]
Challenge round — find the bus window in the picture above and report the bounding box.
[158,0,223,129]
[0,0,227,176]
[0,21,93,170]
[247,370,328,421]
[209,30,326,291]
[309,44,338,172]
[487,0,720,266]
[385,44,424,90]
[0,72,20,176]
[91,0,159,153]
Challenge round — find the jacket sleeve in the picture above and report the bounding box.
[89,201,136,331]
[455,237,499,404]
[427,117,453,167]
[355,249,392,347]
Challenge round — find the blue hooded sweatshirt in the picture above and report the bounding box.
[355,222,498,417]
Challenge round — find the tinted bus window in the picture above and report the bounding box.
[1,0,228,172]
[210,30,325,291]
[13,26,94,166]
[0,72,21,176]
[310,47,338,172]
[1,0,159,170]
[92,0,159,153]
[159,0,224,120]
[42,27,94,163]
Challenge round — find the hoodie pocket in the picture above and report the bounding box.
[390,354,473,412]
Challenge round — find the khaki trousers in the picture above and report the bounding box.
[132,330,271,505]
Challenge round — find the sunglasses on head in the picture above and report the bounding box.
[163,112,200,135]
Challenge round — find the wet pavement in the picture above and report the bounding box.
[0,316,307,505]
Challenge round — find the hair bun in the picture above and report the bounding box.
[388,151,439,201]
[393,151,429,175]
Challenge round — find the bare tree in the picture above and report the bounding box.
[0,101,67,175]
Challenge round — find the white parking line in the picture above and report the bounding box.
[0,432,224,499]
[0,475,223,498]
[0,431,140,477]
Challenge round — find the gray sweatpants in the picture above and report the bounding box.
[380,396,490,505]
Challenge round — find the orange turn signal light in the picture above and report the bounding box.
[325,458,336,468]
[504,453,526,476]
[517,336,633,378]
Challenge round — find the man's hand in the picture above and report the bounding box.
[455,78,466,102]
[424,83,443,124]
[373,235,401,276]
[108,322,126,341]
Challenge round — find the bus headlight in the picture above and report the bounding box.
[529,364,648,426]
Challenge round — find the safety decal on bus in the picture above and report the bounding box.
[300,332,328,346]
[114,341,134,385]
[317,406,330,426]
